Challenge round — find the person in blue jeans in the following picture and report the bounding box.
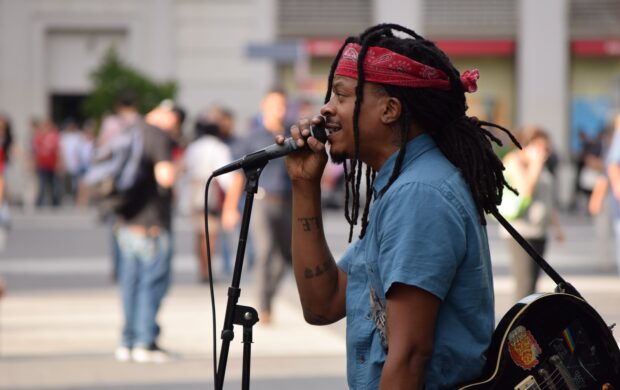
[280,24,519,388]
[112,97,177,363]
[117,225,173,357]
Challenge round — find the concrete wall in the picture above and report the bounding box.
[373,0,423,34]
[173,0,276,133]
[0,0,276,139]
[0,0,612,209]
[0,1,158,139]
[0,0,276,204]
[518,0,571,206]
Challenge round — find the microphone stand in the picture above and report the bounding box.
[215,162,266,390]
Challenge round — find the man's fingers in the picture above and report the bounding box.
[298,118,312,137]
[307,136,326,152]
[288,117,327,151]
[311,115,324,125]
[290,124,300,138]
[288,125,304,148]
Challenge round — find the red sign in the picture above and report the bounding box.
[304,38,516,57]
[304,39,345,56]
[572,40,620,56]
[435,40,515,56]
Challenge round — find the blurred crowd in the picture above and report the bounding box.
[0,110,613,217]
[0,90,347,357]
[0,95,345,215]
[0,95,619,360]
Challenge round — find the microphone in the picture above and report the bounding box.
[212,120,328,177]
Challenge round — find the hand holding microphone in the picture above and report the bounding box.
[279,116,331,185]
[211,116,327,177]
[279,116,327,151]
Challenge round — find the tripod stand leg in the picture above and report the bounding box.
[237,306,258,390]
[215,165,264,389]
[242,325,253,390]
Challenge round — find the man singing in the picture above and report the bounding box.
[280,23,516,389]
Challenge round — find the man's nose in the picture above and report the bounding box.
[320,101,334,117]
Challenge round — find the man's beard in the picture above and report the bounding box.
[329,150,347,165]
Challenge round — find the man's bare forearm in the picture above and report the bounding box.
[291,181,345,324]
[380,353,428,390]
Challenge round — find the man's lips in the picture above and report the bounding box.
[325,123,342,137]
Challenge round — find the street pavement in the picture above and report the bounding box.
[0,206,619,389]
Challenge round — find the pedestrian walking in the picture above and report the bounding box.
[0,113,13,228]
[59,118,83,204]
[203,105,245,276]
[181,112,239,282]
[108,95,177,363]
[499,126,565,300]
[32,119,61,207]
[232,88,292,324]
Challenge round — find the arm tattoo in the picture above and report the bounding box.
[297,216,322,232]
[304,259,335,279]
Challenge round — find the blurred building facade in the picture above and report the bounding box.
[0,0,619,206]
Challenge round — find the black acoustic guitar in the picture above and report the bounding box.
[458,292,620,389]
[458,212,620,389]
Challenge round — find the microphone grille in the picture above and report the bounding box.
[310,119,327,144]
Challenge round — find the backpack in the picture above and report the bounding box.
[84,121,145,216]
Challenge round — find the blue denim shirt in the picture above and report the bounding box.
[338,134,494,389]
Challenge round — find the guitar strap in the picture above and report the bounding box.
[491,210,582,298]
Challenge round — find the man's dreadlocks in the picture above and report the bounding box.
[324,24,519,241]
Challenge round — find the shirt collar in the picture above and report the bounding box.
[372,133,437,197]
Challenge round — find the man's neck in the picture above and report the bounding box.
[369,126,425,172]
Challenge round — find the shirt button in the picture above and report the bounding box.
[357,355,365,364]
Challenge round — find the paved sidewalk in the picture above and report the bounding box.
[1,273,619,390]
[0,278,347,390]
[0,208,619,389]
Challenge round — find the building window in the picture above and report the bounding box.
[278,0,371,38]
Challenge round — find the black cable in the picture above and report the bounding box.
[204,176,218,385]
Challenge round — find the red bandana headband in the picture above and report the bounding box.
[334,43,480,93]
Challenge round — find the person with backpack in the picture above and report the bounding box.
[95,95,176,363]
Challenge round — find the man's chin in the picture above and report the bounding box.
[329,151,347,165]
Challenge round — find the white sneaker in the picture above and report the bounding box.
[131,345,172,363]
[114,346,132,362]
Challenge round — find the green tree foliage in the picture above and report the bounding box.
[83,47,177,121]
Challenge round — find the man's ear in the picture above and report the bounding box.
[381,96,402,125]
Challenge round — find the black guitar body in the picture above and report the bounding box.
[459,293,620,389]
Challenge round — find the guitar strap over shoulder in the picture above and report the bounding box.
[491,210,582,298]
